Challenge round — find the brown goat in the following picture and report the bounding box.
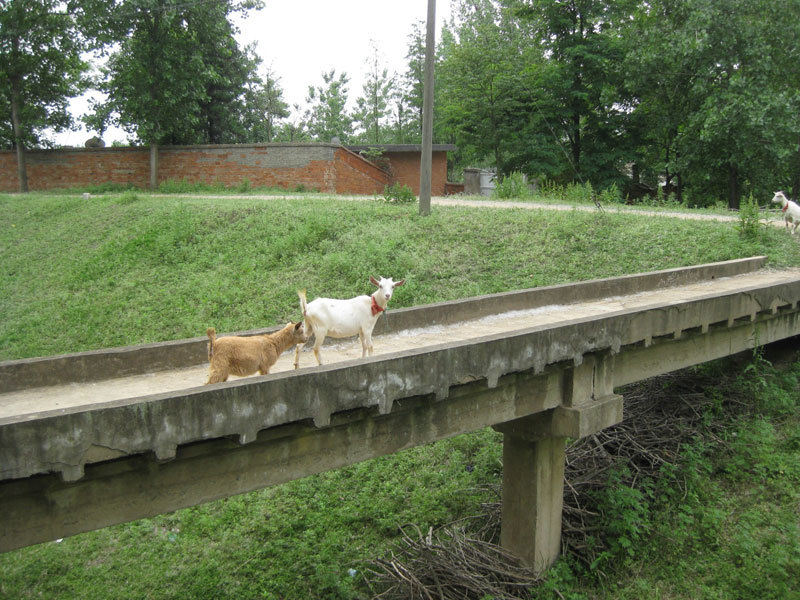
[205,322,308,384]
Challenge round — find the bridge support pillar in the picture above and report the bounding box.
[499,431,566,572]
[494,351,623,572]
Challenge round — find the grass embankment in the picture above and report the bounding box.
[0,192,798,599]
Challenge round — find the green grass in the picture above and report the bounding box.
[0,192,798,599]
[2,191,797,361]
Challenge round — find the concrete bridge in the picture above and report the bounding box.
[2,256,800,571]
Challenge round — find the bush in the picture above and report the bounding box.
[564,181,595,204]
[737,193,764,239]
[599,183,623,204]
[236,178,251,193]
[382,182,415,204]
[492,171,529,199]
[116,190,140,205]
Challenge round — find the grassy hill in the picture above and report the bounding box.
[1,192,798,599]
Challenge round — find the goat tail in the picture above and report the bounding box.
[297,289,308,316]
[206,327,216,361]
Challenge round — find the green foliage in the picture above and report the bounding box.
[304,69,354,143]
[564,355,800,599]
[381,182,415,204]
[352,43,396,144]
[564,182,595,204]
[590,468,653,569]
[395,20,426,144]
[236,178,251,193]
[737,193,765,240]
[434,0,800,206]
[599,183,623,204]
[0,0,99,150]
[238,67,290,143]
[116,190,140,205]
[534,180,597,204]
[358,146,388,169]
[88,0,263,145]
[492,171,530,199]
[437,0,558,177]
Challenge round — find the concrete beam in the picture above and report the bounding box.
[614,309,800,387]
[4,274,800,485]
[0,368,565,552]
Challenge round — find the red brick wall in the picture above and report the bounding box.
[0,143,443,195]
[384,151,449,196]
[156,144,347,192]
[0,147,150,192]
[334,147,391,195]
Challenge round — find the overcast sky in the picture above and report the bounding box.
[55,0,453,146]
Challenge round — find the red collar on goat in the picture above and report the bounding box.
[783,203,790,213]
[371,295,384,316]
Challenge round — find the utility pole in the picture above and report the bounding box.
[418,0,436,216]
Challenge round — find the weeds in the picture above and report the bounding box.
[493,171,530,199]
[737,193,766,240]
[116,190,140,205]
[381,182,415,203]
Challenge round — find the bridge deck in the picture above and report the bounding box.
[2,267,799,420]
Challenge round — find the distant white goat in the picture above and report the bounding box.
[771,191,800,235]
[294,276,405,368]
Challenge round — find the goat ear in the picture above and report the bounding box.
[294,321,303,330]
[370,276,380,287]
[394,279,406,287]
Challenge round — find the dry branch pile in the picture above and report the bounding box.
[367,524,540,600]
[368,365,746,599]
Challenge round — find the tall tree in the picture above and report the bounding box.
[511,0,636,184]
[396,20,427,143]
[193,11,262,144]
[238,67,290,143]
[304,69,353,143]
[0,0,108,191]
[625,0,800,207]
[87,0,262,146]
[438,0,554,176]
[274,104,309,142]
[353,42,396,144]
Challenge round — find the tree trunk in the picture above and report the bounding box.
[727,163,740,210]
[150,144,159,190]
[418,0,435,216]
[10,70,28,193]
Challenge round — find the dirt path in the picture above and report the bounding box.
[155,193,788,227]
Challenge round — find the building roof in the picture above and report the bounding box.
[346,144,457,153]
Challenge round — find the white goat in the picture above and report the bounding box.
[771,191,800,234]
[294,276,405,368]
